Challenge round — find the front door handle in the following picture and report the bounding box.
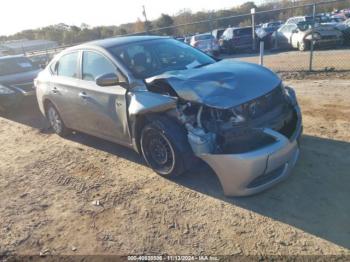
[52,87,59,94]
[79,92,89,99]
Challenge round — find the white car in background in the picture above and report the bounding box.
[273,21,343,51]
[190,33,220,56]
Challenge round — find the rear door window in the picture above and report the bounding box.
[57,52,79,78]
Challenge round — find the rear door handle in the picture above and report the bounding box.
[79,92,89,99]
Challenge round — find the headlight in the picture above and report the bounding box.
[281,84,297,106]
[230,105,246,124]
[0,84,15,95]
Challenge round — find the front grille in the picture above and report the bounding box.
[243,86,285,119]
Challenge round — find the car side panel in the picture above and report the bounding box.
[73,79,131,145]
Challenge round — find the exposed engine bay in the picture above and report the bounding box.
[158,84,299,156]
[142,60,302,196]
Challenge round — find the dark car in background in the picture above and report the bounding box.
[255,21,284,49]
[0,55,40,112]
[28,54,51,68]
[211,28,226,41]
[219,27,253,53]
[190,33,220,56]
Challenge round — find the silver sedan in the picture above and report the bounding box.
[35,36,302,196]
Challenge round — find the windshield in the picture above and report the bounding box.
[297,21,313,31]
[108,38,216,79]
[195,34,213,41]
[264,22,281,28]
[0,57,37,76]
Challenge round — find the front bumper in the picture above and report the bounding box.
[199,104,302,197]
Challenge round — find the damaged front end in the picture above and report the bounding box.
[169,84,302,196]
[143,61,302,196]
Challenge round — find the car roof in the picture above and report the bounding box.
[195,33,212,36]
[231,26,252,30]
[73,35,169,50]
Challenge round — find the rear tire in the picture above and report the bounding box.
[46,102,70,137]
[140,116,194,178]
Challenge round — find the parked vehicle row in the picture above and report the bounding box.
[182,9,350,55]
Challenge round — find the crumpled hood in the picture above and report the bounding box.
[146,60,281,109]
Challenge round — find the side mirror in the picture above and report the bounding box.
[96,73,119,86]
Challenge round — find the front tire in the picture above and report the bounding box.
[46,103,70,136]
[140,116,194,178]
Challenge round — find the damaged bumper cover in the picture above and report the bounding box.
[199,105,302,197]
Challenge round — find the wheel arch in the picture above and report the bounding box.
[43,98,53,117]
[132,113,149,154]
[43,99,69,128]
[138,114,196,177]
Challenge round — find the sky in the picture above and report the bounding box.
[0,0,262,36]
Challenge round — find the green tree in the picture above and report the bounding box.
[134,18,145,33]
[155,14,175,35]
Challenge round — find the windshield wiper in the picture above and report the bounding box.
[193,62,215,69]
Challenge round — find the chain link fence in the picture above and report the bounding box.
[25,0,350,73]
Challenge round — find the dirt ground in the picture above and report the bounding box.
[0,76,350,258]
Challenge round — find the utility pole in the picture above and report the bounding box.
[142,5,149,33]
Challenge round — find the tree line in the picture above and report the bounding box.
[1,0,349,45]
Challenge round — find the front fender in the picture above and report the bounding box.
[128,91,177,117]
[128,91,178,153]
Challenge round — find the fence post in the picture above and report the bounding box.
[309,3,316,72]
[251,8,256,51]
[259,41,264,66]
